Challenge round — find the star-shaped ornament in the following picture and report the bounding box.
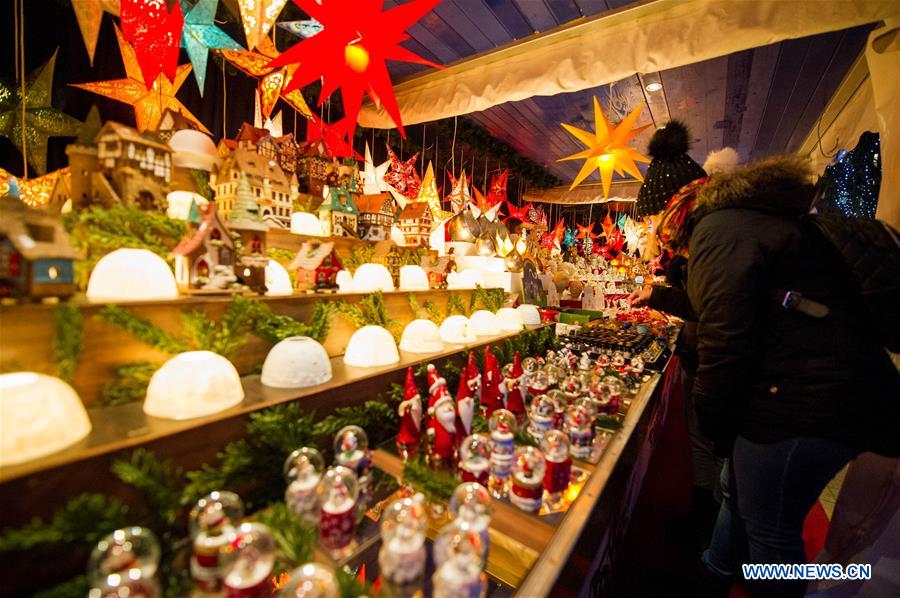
[220,35,313,123]
[307,115,357,159]
[503,200,533,225]
[558,97,652,196]
[361,143,390,195]
[383,146,420,208]
[181,0,243,95]
[72,25,209,134]
[71,0,121,65]
[446,170,471,215]
[417,162,451,221]
[237,0,288,50]
[120,0,185,88]
[269,0,443,138]
[576,222,599,240]
[278,18,324,39]
[0,51,83,175]
[485,169,508,207]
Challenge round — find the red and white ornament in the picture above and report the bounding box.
[396,367,423,459]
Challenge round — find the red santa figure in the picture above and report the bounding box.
[503,352,527,421]
[455,375,475,445]
[465,352,482,401]
[481,347,504,417]
[425,364,457,466]
[396,367,422,460]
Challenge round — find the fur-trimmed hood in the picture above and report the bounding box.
[695,155,815,217]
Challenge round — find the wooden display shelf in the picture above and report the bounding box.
[0,326,543,526]
[0,288,486,407]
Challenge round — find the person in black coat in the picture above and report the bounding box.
[688,155,900,597]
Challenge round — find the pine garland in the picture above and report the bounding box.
[52,305,82,383]
[422,299,444,323]
[595,415,623,431]
[447,291,468,316]
[334,292,399,334]
[470,287,505,313]
[110,449,183,530]
[99,362,159,407]
[401,457,457,503]
[33,575,89,598]
[342,245,375,274]
[407,292,423,320]
[250,300,335,344]
[181,296,257,359]
[256,503,315,566]
[312,399,400,451]
[96,306,189,354]
[335,566,376,598]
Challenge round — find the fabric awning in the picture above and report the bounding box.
[523,181,641,206]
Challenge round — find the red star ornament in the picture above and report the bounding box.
[576,222,599,240]
[268,0,444,139]
[307,115,358,159]
[120,0,184,89]
[384,146,421,199]
[485,169,508,207]
[503,200,532,225]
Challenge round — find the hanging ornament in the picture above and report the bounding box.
[306,115,357,159]
[0,167,70,207]
[181,0,243,96]
[72,25,209,134]
[600,213,617,240]
[562,227,577,251]
[446,170,472,215]
[254,92,283,136]
[582,235,593,256]
[528,204,548,228]
[472,186,502,221]
[269,0,444,138]
[418,162,450,221]
[502,201,532,225]
[237,0,288,50]
[220,35,313,122]
[485,169,508,207]
[1,51,83,175]
[575,222,598,240]
[278,18,324,39]
[558,97,651,196]
[383,146,421,207]
[361,143,391,195]
[120,0,185,88]
[71,0,120,65]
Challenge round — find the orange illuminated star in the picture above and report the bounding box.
[71,25,209,134]
[558,98,652,196]
[220,35,313,123]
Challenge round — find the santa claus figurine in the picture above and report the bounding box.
[503,352,527,422]
[465,352,482,401]
[455,375,475,445]
[425,364,457,467]
[396,368,422,460]
[481,347,505,417]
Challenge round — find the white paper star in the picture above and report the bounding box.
[361,142,391,195]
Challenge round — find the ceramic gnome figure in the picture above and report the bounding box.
[481,347,505,417]
[426,364,457,467]
[455,375,475,445]
[397,367,423,460]
[503,352,527,423]
[465,352,482,401]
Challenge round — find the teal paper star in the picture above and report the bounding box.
[0,50,82,175]
[278,19,324,39]
[180,0,243,95]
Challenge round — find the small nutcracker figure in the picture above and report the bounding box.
[503,352,527,422]
[481,347,504,417]
[425,364,457,467]
[397,367,423,460]
[455,375,475,445]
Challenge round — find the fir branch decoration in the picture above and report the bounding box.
[246,403,317,457]
[250,300,335,344]
[471,287,505,313]
[52,304,82,383]
[0,494,130,554]
[513,429,539,448]
[407,292,423,320]
[472,413,489,434]
[422,300,444,323]
[100,362,159,406]
[312,400,399,450]
[189,170,213,201]
[256,503,315,566]
[342,246,375,274]
[181,296,257,359]
[447,291,468,316]
[334,292,399,334]
[111,449,183,530]
[402,458,457,503]
[96,306,189,354]
[335,565,375,598]
[399,247,427,266]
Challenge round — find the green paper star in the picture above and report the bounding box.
[181,0,243,96]
[0,50,83,176]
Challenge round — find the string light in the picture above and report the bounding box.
[817,132,880,219]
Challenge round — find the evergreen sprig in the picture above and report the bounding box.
[110,449,183,530]
[96,306,189,354]
[52,304,82,383]
[447,291,468,316]
[0,494,130,554]
[251,300,335,344]
[33,575,90,598]
[335,566,375,598]
[422,300,444,323]
[407,292,423,319]
[402,458,457,503]
[256,503,315,566]
[181,296,257,358]
[471,287,505,313]
[99,362,159,406]
[342,246,375,274]
[334,292,399,334]
[312,400,399,451]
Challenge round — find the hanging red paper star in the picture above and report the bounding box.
[600,213,617,240]
[528,204,548,228]
[307,115,358,159]
[383,146,421,199]
[220,35,313,123]
[446,170,472,214]
[269,0,443,138]
[120,0,184,89]
[552,219,566,243]
[486,169,508,207]
[576,222,599,240]
[502,201,532,225]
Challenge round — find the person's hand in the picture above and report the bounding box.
[628,286,652,307]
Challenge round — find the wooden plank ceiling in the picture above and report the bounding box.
[381,0,872,184]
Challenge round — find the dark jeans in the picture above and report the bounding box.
[702,435,857,597]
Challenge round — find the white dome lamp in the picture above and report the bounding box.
[166,190,209,220]
[265,259,293,297]
[399,319,444,354]
[344,326,400,367]
[143,351,244,420]
[261,337,332,388]
[398,265,429,291]
[439,315,476,345]
[335,270,353,292]
[496,307,524,332]
[468,310,502,337]
[290,212,324,237]
[0,372,92,467]
[516,304,542,326]
[169,130,220,172]
[351,263,395,292]
[87,248,179,303]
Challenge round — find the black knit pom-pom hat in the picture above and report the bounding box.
[635,120,707,218]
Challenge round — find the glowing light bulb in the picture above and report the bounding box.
[345,44,370,73]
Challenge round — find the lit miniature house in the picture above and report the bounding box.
[398,201,434,248]
[0,194,77,300]
[289,241,343,291]
[214,124,297,230]
[318,185,359,238]
[297,139,334,198]
[66,121,172,211]
[421,254,455,289]
[228,174,269,294]
[356,193,394,241]
[170,202,236,290]
[372,239,403,285]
